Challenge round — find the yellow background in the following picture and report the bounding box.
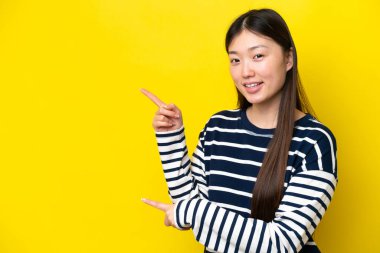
[0,0,379,252]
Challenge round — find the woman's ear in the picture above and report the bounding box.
[286,47,294,71]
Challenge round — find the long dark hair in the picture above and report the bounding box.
[225,9,316,222]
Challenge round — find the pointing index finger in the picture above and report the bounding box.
[140,88,166,107]
[141,198,169,212]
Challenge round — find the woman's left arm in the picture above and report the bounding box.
[172,132,338,253]
[144,127,338,252]
[173,169,336,253]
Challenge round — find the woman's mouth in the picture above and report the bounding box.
[243,82,263,88]
[242,82,263,94]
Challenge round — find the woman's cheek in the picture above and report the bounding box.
[256,62,270,76]
[230,69,240,84]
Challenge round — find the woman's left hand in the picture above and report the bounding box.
[142,198,177,228]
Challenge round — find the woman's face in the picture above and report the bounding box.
[228,29,293,107]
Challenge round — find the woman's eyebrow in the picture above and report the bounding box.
[228,45,268,54]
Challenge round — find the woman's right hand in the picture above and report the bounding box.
[141,88,183,132]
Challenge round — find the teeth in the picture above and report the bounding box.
[244,82,261,88]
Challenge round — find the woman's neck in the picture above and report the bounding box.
[246,104,306,129]
[246,103,280,129]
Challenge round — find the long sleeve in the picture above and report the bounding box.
[173,133,338,253]
[155,126,209,202]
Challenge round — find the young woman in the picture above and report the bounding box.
[141,8,337,253]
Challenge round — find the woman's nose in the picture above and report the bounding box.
[241,60,255,78]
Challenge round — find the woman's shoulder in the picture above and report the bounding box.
[292,115,337,173]
[210,108,242,118]
[295,114,337,151]
[204,109,242,123]
[202,109,243,129]
[293,114,338,177]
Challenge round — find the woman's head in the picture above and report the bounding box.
[225,9,297,110]
[225,9,315,222]
[226,9,294,53]
[227,29,294,110]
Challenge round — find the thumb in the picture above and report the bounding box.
[164,216,171,227]
[166,103,181,116]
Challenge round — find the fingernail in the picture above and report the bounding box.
[176,115,180,118]
[141,198,146,202]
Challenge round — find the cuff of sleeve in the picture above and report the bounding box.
[155,126,184,137]
[174,199,192,230]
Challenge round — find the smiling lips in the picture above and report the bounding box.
[243,82,263,88]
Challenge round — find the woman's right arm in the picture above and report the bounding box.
[141,88,208,203]
[156,126,208,203]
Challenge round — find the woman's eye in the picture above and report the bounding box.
[254,54,264,59]
[230,58,240,64]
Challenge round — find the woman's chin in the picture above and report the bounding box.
[245,97,264,105]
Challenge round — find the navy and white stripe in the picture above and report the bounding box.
[156,109,338,253]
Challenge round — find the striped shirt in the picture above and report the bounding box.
[155,109,338,253]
